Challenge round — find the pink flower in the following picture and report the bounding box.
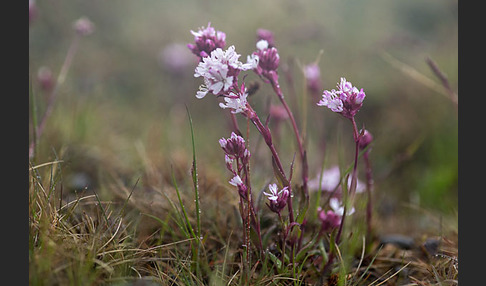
[317,77,366,119]
[159,43,193,74]
[187,22,226,60]
[317,197,354,233]
[317,208,341,233]
[304,63,322,94]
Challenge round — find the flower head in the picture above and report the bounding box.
[159,43,193,74]
[194,46,258,99]
[317,77,366,119]
[73,17,95,36]
[304,63,322,94]
[37,66,54,92]
[252,40,280,83]
[256,28,275,47]
[263,183,289,213]
[219,132,251,166]
[187,22,226,60]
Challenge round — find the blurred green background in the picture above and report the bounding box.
[29,0,458,219]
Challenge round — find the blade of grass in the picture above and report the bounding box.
[92,189,110,227]
[117,177,139,217]
[185,105,201,239]
[186,106,203,280]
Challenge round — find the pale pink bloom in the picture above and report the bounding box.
[317,208,341,232]
[318,77,366,119]
[194,46,258,99]
[304,63,322,93]
[159,43,193,74]
[73,17,95,36]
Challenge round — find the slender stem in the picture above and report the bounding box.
[269,78,309,199]
[246,105,295,223]
[335,117,360,245]
[229,111,241,135]
[29,35,81,159]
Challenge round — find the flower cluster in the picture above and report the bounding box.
[194,46,258,103]
[252,40,280,83]
[187,22,226,60]
[317,77,366,119]
[219,132,252,198]
[263,183,289,214]
[256,28,275,47]
[219,132,251,168]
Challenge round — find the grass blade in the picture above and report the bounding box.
[185,105,201,239]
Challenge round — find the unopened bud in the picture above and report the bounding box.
[73,17,94,36]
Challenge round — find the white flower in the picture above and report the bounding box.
[242,54,259,70]
[308,166,365,194]
[219,90,248,114]
[317,90,343,113]
[229,175,244,187]
[329,197,355,216]
[263,183,280,201]
[194,57,234,98]
[194,46,257,99]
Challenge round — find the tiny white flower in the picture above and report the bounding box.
[229,175,243,187]
[241,54,259,70]
[219,91,248,114]
[263,183,279,201]
[329,197,355,216]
